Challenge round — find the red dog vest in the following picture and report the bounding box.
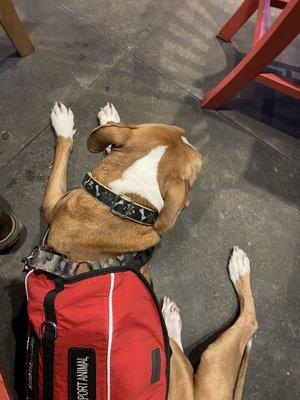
[25,268,170,400]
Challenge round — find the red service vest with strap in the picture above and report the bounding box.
[25,267,171,400]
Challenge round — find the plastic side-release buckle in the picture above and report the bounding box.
[40,321,58,340]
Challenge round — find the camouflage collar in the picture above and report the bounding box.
[22,245,153,279]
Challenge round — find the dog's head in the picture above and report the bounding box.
[87,122,202,236]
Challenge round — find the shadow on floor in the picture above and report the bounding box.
[186,307,239,371]
[196,41,300,138]
[243,140,300,206]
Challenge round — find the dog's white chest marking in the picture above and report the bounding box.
[109,146,167,211]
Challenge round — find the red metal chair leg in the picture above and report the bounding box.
[217,0,259,42]
[202,0,300,110]
[253,0,270,44]
[255,73,300,99]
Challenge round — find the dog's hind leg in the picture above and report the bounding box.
[168,338,194,400]
[233,339,252,400]
[162,297,183,351]
[162,298,194,400]
[44,102,76,223]
[194,247,258,400]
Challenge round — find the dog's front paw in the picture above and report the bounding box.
[50,102,76,139]
[98,102,120,125]
[229,246,250,284]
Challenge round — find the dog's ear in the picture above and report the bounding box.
[154,176,189,236]
[87,123,137,153]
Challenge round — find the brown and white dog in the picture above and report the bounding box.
[44,102,257,400]
[45,102,201,265]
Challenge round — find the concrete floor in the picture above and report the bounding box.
[0,1,299,399]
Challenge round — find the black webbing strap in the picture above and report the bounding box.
[124,247,154,271]
[82,173,158,226]
[42,279,64,400]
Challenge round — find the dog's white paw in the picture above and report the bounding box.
[98,102,120,125]
[50,102,76,139]
[229,246,250,284]
[162,297,183,350]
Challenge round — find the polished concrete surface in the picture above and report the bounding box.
[0,1,299,399]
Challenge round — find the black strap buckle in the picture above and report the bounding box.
[40,321,57,340]
[21,246,40,271]
[110,195,134,219]
[22,255,35,271]
[123,247,154,270]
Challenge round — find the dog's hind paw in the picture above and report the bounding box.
[229,246,250,284]
[98,102,120,125]
[50,102,76,139]
[162,297,183,350]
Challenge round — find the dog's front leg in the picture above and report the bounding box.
[44,102,76,222]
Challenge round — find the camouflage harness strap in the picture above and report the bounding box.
[22,244,154,279]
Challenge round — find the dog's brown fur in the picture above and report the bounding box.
[44,112,257,399]
[44,123,201,263]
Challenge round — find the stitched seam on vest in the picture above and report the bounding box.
[107,273,115,400]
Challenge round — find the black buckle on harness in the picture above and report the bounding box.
[110,195,134,219]
[40,321,58,340]
[22,246,39,271]
[22,255,34,271]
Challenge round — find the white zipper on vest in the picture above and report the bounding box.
[107,273,115,400]
[25,269,34,300]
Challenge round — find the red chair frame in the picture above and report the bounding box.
[201,0,300,109]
